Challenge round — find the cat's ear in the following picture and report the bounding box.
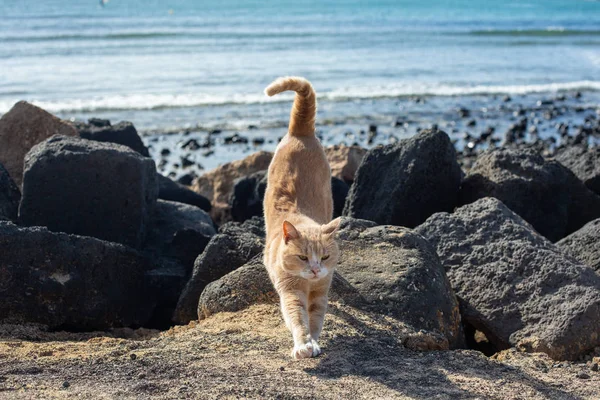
[322,217,341,237]
[283,220,300,244]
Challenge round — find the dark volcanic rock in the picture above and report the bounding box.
[459,148,600,242]
[157,173,211,212]
[555,145,600,196]
[144,200,216,271]
[76,120,150,157]
[0,222,155,330]
[229,171,267,223]
[335,218,464,349]
[557,218,600,273]
[172,221,264,324]
[343,129,462,228]
[331,177,349,218]
[19,136,158,249]
[198,256,277,320]
[415,197,600,360]
[0,162,20,222]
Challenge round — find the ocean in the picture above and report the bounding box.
[1,0,599,171]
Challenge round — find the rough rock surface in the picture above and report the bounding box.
[19,136,158,249]
[0,101,78,187]
[75,119,150,157]
[172,220,264,324]
[555,145,600,196]
[415,197,600,360]
[0,162,20,221]
[197,217,464,349]
[334,218,464,349]
[459,148,600,242]
[343,129,462,228]
[191,151,273,224]
[557,218,600,273]
[0,222,155,330]
[157,173,211,212]
[324,144,367,183]
[198,256,277,320]
[144,200,216,271]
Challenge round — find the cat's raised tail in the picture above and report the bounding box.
[265,76,316,137]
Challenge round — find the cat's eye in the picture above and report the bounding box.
[298,255,308,261]
[321,255,330,260]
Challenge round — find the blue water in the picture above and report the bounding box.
[1,0,599,132]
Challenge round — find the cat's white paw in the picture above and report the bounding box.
[291,342,314,360]
[310,339,322,357]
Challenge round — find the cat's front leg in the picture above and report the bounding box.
[308,295,328,357]
[280,291,314,360]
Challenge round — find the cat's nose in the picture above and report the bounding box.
[310,266,320,276]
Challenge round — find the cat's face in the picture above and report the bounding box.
[281,218,341,280]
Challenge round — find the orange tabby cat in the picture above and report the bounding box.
[263,77,341,360]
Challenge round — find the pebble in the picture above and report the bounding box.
[279,366,285,372]
[591,363,599,372]
[130,353,137,360]
[62,381,70,388]
[576,371,590,380]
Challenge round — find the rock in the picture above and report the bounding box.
[75,120,150,157]
[143,259,188,330]
[0,221,155,330]
[197,217,464,349]
[19,136,158,249]
[229,171,267,223]
[459,148,600,242]
[344,129,462,228]
[157,173,211,212]
[335,219,464,349]
[415,197,600,360]
[555,146,600,196]
[556,218,600,273]
[324,145,367,184]
[191,151,273,224]
[331,177,349,218]
[0,163,20,222]
[144,200,216,270]
[0,101,78,187]
[172,220,264,324]
[198,256,277,320]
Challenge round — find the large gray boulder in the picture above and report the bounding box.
[172,219,264,324]
[0,222,155,330]
[459,148,600,242]
[19,136,158,249]
[557,218,600,273]
[343,129,462,228]
[0,162,20,221]
[198,217,464,349]
[554,145,600,196]
[415,197,600,360]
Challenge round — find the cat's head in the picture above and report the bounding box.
[279,218,341,280]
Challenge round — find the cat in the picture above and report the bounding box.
[263,76,341,360]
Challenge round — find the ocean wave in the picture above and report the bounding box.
[2,81,599,114]
[468,28,600,37]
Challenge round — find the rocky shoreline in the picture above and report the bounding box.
[0,98,600,398]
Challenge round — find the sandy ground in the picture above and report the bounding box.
[0,303,598,400]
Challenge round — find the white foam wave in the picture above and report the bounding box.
[1,81,599,114]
